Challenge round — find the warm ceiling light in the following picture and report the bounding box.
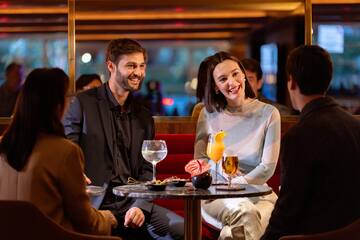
[81,53,92,63]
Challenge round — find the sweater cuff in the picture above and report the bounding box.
[231,176,248,184]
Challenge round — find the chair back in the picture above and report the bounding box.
[0,200,121,240]
[279,218,360,240]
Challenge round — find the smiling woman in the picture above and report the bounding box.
[202,52,255,113]
[213,59,248,107]
[194,51,281,239]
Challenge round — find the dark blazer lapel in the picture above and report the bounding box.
[97,85,114,161]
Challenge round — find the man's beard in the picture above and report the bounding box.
[116,72,144,92]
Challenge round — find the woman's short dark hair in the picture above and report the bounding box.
[105,38,147,64]
[201,51,256,113]
[286,45,333,95]
[76,73,101,92]
[0,68,69,171]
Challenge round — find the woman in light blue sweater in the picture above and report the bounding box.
[194,52,280,240]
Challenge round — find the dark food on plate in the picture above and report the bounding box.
[163,176,188,187]
[145,180,167,191]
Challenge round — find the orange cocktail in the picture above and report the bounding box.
[206,131,226,184]
[206,141,224,163]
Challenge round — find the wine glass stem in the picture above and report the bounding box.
[215,162,218,184]
[228,176,232,188]
[152,163,156,182]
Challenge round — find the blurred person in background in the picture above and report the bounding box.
[0,68,117,235]
[241,58,293,115]
[0,62,24,117]
[142,79,164,116]
[76,73,102,93]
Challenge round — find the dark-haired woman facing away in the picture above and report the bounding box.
[0,68,117,235]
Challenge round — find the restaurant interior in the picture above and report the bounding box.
[0,0,360,239]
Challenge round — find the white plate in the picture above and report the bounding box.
[86,185,106,196]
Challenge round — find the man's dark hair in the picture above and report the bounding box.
[105,38,147,64]
[5,62,21,76]
[286,45,333,95]
[76,73,101,91]
[0,68,69,171]
[201,51,256,113]
[241,58,263,80]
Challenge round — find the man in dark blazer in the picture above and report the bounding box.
[63,38,183,239]
[261,45,360,240]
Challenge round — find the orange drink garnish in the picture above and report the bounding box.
[207,131,226,163]
[214,131,226,142]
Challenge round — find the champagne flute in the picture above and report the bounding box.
[206,134,225,184]
[142,140,168,182]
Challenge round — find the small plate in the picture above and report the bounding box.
[86,185,106,196]
[168,180,187,187]
[145,184,167,191]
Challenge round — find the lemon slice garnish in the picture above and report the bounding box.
[214,131,226,143]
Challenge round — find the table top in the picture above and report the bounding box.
[112,183,272,200]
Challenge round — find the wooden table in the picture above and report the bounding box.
[113,183,272,240]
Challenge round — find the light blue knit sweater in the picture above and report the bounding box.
[194,99,281,185]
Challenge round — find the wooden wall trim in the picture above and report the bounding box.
[154,116,300,134]
[154,116,197,134]
[1,115,360,136]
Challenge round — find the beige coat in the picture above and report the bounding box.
[0,134,111,235]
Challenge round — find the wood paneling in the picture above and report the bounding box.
[154,116,197,134]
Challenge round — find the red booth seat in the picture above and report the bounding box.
[154,134,193,217]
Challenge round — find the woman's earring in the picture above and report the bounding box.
[215,89,219,94]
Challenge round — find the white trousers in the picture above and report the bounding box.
[201,192,277,240]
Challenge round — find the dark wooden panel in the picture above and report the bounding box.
[154,116,197,134]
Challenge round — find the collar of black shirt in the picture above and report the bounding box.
[105,82,133,113]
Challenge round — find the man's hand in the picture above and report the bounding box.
[124,207,145,228]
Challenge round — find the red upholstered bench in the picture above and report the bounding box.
[154,134,193,217]
[154,133,281,239]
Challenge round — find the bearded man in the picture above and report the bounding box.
[63,39,183,240]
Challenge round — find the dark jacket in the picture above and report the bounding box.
[262,97,360,240]
[63,84,154,213]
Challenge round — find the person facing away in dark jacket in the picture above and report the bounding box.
[261,45,360,240]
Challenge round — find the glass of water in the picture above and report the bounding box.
[141,140,168,182]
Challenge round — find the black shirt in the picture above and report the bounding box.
[105,83,133,184]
